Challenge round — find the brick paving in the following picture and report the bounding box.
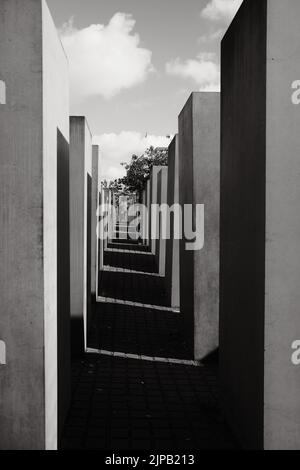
[61,239,238,450]
[61,355,237,450]
[107,242,151,252]
[98,271,169,306]
[104,251,158,274]
[88,303,190,359]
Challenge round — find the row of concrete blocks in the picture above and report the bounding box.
[140,0,300,450]
[0,0,102,450]
[1,0,300,451]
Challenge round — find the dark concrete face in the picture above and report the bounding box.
[57,129,71,437]
[86,174,92,336]
[165,138,176,307]
[220,0,267,450]
[91,146,99,296]
[156,171,162,271]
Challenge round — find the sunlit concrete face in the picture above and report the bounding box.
[70,117,93,357]
[0,0,70,450]
[220,0,300,450]
[91,145,100,296]
[179,92,220,362]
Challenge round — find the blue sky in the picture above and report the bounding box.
[47,0,243,180]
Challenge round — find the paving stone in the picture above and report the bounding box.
[61,249,238,450]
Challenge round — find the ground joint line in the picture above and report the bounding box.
[102,266,161,277]
[96,296,180,313]
[86,348,200,367]
[106,248,152,255]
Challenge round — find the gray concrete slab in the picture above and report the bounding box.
[0,0,70,450]
[220,0,300,450]
[165,136,180,309]
[156,167,168,276]
[91,145,100,296]
[150,166,165,256]
[70,117,93,357]
[179,92,220,362]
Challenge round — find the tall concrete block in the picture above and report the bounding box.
[98,188,112,267]
[91,145,100,296]
[179,92,220,361]
[97,188,108,274]
[156,168,168,276]
[70,117,93,356]
[96,189,101,282]
[107,190,114,242]
[150,166,164,255]
[165,136,180,308]
[141,187,147,242]
[220,0,300,450]
[0,0,70,449]
[145,180,151,246]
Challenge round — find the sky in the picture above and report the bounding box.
[47,0,243,180]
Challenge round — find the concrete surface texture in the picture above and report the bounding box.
[0,0,69,450]
[220,0,300,450]
[69,117,93,357]
[165,135,180,308]
[156,167,168,276]
[91,146,100,295]
[179,92,220,362]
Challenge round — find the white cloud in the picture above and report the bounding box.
[166,53,220,92]
[198,29,224,44]
[201,0,243,22]
[93,132,172,181]
[60,13,153,100]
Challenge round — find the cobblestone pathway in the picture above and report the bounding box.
[61,239,238,450]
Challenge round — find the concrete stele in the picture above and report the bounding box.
[0,0,70,450]
[220,0,300,450]
[91,145,100,296]
[150,166,165,255]
[70,116,93,356]
[179,92,220,362]
[165,135,180,309]
[156,167,168,276]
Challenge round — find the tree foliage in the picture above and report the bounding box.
[120,146,168,193]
